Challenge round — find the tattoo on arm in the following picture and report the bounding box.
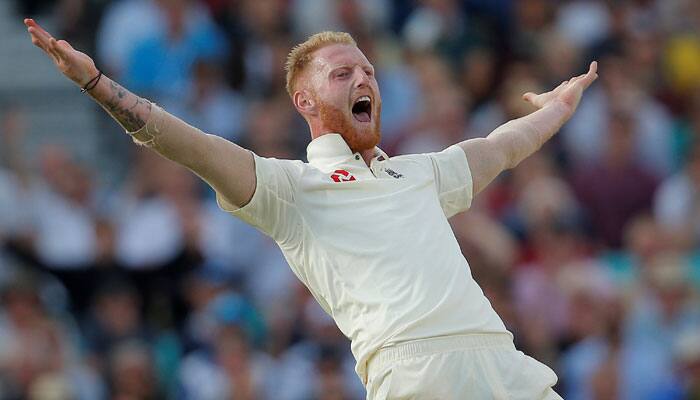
[93,79,152,132]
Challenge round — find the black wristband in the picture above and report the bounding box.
[80,71,102,93]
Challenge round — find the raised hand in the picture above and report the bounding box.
[24,18,98,87]
[24,17,154,132]
[21,19,256,211]
[522,61,598,117]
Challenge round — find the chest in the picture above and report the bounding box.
[296,162,444,249]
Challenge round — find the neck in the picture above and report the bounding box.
[359,148,375,167]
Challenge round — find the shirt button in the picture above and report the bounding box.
[355,155,360,160]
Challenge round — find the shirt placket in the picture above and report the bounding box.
[349,153,381,179]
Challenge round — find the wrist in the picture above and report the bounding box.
[80,70,103,93]
[77,64,100,87]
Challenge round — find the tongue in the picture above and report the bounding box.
[354,112,370,122]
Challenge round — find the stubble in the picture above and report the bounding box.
[317,100,381,153]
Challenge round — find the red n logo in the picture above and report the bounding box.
[331,169,356,182]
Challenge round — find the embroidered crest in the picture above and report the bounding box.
[331,169,356,182]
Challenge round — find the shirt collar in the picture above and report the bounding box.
[306,133,389,169]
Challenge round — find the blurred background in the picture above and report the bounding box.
[0,0,699,399]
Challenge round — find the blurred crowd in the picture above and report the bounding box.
[1,0,700,399]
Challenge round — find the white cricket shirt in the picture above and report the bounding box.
[217,133,509,383]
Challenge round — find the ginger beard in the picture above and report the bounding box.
[317,97,381,153]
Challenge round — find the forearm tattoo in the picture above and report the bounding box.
[95,80,152,132]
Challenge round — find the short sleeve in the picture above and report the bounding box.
[216,153,303,245]
[426,145,474,218]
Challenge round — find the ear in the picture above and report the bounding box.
[293,89,318,117]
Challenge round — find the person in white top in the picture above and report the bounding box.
[25,21,597,399]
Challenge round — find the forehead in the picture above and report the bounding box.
[311,44,372,72]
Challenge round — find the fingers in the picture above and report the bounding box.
[53,39,73,57]
[562,61,598,92]
[25,18,53,45]
[48,38,64,61]
[528,79,566,101]
[28,29,60,64]
[554,79,569,92]
[24,18,70,64]
[523,60,599,105]
[589,60,598,75]
[570,73,587,84]
[565,61,597,85]
[577,61,599,89]
[27,27,49,50]
[25,18,54,54]
[57,40,74,52]
[24,18,53,40]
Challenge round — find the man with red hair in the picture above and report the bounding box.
[25,19,596,399]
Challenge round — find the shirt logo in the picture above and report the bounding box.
[385,168,403,179]
[331,169,356,182]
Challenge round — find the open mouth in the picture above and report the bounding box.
[352,95,372,123]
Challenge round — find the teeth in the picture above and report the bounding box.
[357,95,370,103]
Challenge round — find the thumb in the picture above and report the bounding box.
[522,92,536,103]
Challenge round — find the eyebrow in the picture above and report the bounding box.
[329,63,375,74]
[328,65,351,77]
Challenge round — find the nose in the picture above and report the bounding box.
[354,67,370,89]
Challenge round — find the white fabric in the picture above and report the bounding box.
[365,333,561,400]
[555,1,611,49]
[31,185,97,269]
[216,134,509,383]
[114,197,184,269]
[96,0,164,76]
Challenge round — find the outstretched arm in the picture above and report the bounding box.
[24,18,255,207]
[459,62,598,195]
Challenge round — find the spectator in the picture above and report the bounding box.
[82,279,149,372]
[0,271,102,400]
[161,59,248,142]
[96,0,166,77]
[563,53,674,177]
[177,292,271,399]
[30,145,98,269]
[107,340,165,400]
[113,151,202,269]
[622,254,700,399]
[654,141,700,249]
[572,110,659,248]
[123,0,228,102]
